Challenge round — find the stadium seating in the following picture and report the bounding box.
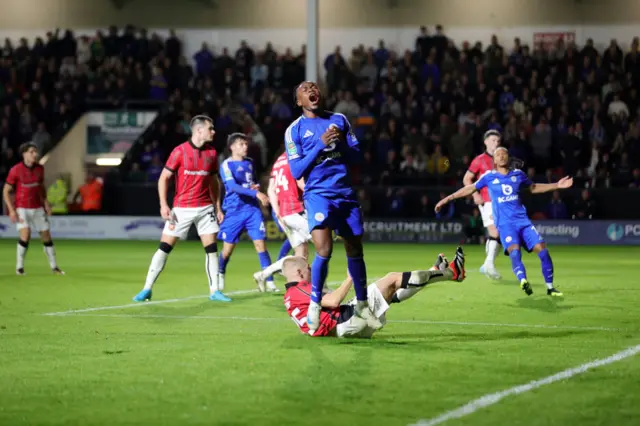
[3,26,640,221]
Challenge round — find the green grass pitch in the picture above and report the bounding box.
[0,240,639,425]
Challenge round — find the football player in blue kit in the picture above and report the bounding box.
[218,133,275,298]
[284,81,382,333]
[435,147,573,296]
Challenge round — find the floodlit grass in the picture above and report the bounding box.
[0,240,639,425]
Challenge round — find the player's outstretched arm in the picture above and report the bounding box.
[529,176,574,194]
[320,276,353,309]
[434,184,478,213]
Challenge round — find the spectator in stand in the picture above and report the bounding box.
[547,191,569,219]
[146,154,163,182]
[464,207,485,244]
[573,189,596,220]
[426,144,449,176]
[629,168,640,188]
[435,191,455,219]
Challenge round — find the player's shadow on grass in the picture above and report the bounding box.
[515,297,574,313]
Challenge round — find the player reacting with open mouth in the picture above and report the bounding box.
[3,142,64,275]
[133,115,225,302]
[253,151,312,291]
[283,247,466,338]
[435,147,572,296]
[284,81,381,333]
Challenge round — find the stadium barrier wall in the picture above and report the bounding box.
[102,183,640,220]
[1,216,639,245]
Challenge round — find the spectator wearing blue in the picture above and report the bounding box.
[149,66,168,100]
[193,42,215,77]
[547,191,569,219]
[435,192,455,219]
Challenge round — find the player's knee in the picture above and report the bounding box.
[158,242,174,254]
[43,240,54,247]
[204,243,218,254]
[315,242,332,258]
[18,239,29,248]
[534,243,547,253]
[343,238,363,258]
[253,239,266,252]
[538,247,550,259]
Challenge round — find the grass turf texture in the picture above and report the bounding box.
[0,240,639,426]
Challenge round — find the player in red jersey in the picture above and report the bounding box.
[2,143,64,275]
[283,247,466,338]
[133,115,227,302]
[253,151,312,291]
[463,130,502,280]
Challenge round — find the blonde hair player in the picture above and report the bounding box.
[282,247,465,338]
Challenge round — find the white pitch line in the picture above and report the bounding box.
[46,312,621,332]
[40,279,355,316]
[409,343,640,426]
[41,289,258,316]
[391,319,618,332]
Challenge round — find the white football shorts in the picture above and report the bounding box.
[281,212,312,248]
[336,284,390,338]
[16,207,50,232]
[479,202,494,227]
[162,205,220,239]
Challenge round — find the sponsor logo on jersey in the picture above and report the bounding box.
[286,140,299,159]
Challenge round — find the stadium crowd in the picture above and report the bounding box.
[3,25,640,223]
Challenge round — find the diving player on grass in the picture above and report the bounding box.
[435,147,572,296]
[284,81,381,333]
[218,133,274,295]
[283,247,465,337]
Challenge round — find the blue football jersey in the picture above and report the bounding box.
[284,111,361,198]
[474,169,533,228]
[220,158,259,212]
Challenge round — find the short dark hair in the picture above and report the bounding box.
[293,82,303,104]
[190,114,213,129]
[19,142,38,155]
[227,132,249,146]
[483,130,501,140]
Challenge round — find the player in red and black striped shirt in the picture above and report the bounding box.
[463,130,502,280]
[133,115,227,303]
[2,143,64,275]
[283,247,466,338]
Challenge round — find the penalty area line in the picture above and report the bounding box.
[41,289,258,316]
[408,343,640,426]
[40,279,355,316]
